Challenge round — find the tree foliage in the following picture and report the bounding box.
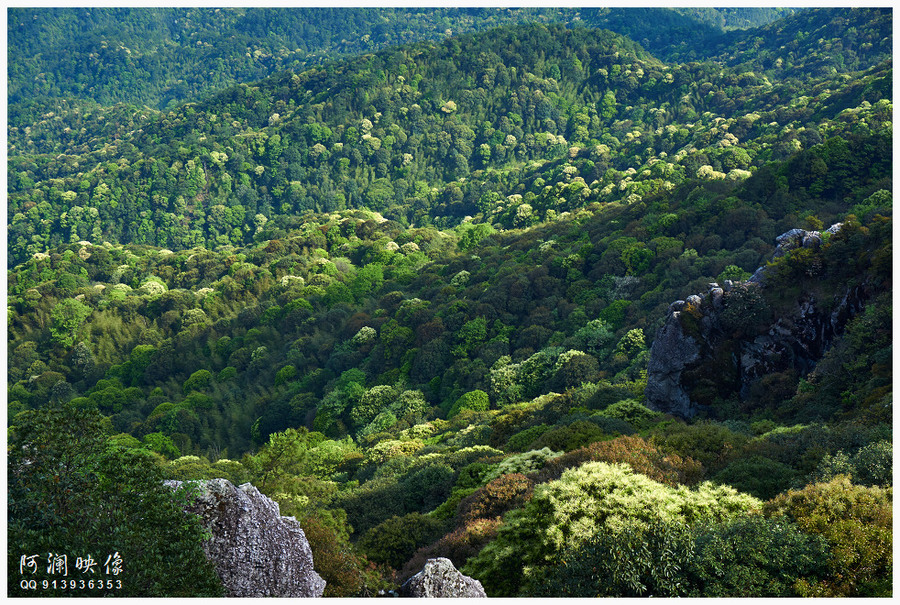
[7,404,223,597]
[763,476,893,597]
[464,461,760,595]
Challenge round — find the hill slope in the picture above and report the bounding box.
[8,14,892,267]
[6,8,893,599]
[9,6,790,113]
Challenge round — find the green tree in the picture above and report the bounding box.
[613,328,646,359]
[298,511,387,597]
[8,404,223,597]
[274,364,298,386]
[811,440,892,487]
[713,455,798,500]
[349,263,385,301]
[717,264,751,283]
[182,369,213,394]
[528,520,695,597]
[621,243,654,275]
[464,462,759,596]
[142,432,181,459]
[597,398,661,430]
[448,389,490,418]
[457,223,496,251]
[763,476,893,597]
[246,427,328,489]
[50,299,92,347]
[357,513,446,570]
[551,349,600,389]
[599,90,618,121]
[452,316,488,358]
[685,516,829,597]
[349,385,398,431]
[531,514,830,597]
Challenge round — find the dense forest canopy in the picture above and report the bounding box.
[7,7,892,598]
[8,6,791,113]
[7,9,891,267]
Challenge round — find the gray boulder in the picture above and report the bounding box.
[746,265,767,285]
[669,299,686,312]
[400,558,486,598]
[709,287,725,310]
[802,231,823,248]
[168,479,325,597]
[774,228,807,255]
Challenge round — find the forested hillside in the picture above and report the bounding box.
[8,7,892,598]
[9,6,788,114]
[8,10,891,267]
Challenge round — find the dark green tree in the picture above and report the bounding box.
[685,516,829,597]
[8,404,223,597]
[357,512,445,570]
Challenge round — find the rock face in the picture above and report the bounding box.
[644,303,702,419]
[646,225,866,418]
[168,479,325,598]
[399,558,486,598]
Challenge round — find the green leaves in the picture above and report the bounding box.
[764,476,893,596]
[531,515,830,597]
[448,390,490,418]
[596,398,661,430]
[713,455,798,500]
[358,513,445,569]
[7,404,223,597]
[182,368,213,394]
[464,461,760,595]
[686,516,829,597]
[451,317,488,358]
[49,298,92,348]
[530,520,696,597]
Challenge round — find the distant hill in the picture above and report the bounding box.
[8,13,891,266]
[678,6,892,75]
[8,6,789,114]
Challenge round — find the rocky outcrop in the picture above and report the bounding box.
[644,301,703,419]
[747,224,841,285]
[737,286,865,388]
[167,479,325,598]
[646,225,865,418]
[399,558,486,598]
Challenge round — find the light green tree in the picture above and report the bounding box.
[464,461,760,596]
[50,298,92,347]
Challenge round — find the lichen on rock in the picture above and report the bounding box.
[167,478,325,598]
[400,557,486,598]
